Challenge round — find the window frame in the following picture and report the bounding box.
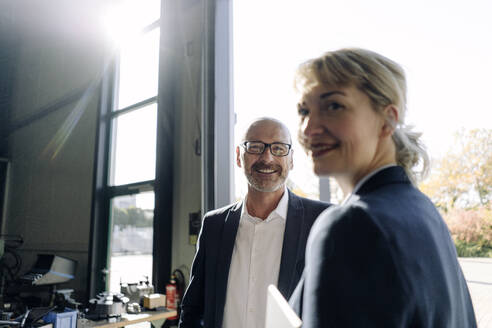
[88,7,172,296]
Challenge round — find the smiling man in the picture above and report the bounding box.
[179,117,331,328]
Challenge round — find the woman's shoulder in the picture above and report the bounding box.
[312,201,379,237]
[306,201,394,261]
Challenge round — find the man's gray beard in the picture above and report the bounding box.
[246,174,286,193]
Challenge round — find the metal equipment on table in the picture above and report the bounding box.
[19,255,76,286]
[87,292,129,320]
[119,277,153,305]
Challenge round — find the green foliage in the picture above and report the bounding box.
[454,240,492,257]
[112,207,153,228]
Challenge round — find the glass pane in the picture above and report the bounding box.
[110,103,157,186]
[108,192,154,292]
[119,0,161,32]
[102,0,160,48]
[117,28,160,109]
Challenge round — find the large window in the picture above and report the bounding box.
[101,0,161,292]
[233,0,492,204]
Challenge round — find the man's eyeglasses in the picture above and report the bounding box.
[241,141,292,157]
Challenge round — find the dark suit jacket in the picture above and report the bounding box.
[178,190,330,328]
[289,166,476,327]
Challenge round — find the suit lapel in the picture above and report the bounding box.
[289,272,305,316]
[277,190,303,298]
[215,202,242,326]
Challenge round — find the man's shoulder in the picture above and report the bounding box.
[290,192,332,211]
[300,196,332,209]
[204,201,242,220]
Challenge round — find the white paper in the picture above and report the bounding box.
[265,285,302,328]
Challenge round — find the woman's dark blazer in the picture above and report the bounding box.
[289,166,476,328]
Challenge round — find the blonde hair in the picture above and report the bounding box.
[295,48,429,184]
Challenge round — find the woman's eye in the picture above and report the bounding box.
[298,108,309,117]
[326,102,343,111]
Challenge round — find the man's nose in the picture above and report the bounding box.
[259,146,275,161]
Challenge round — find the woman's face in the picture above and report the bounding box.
[297,83,390,189]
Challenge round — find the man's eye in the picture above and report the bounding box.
[271,145,283,152]
[249,145,263,152]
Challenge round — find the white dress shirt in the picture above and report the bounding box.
[222,188,289,328]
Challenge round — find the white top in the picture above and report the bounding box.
[222,188,289,328]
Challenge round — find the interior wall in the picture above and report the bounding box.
[3,0,108,299]
[0,1,18,228]
[170,0,204,280]
[2,0,205,299]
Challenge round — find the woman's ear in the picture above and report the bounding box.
[381,105,399,137]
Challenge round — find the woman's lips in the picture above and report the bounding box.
[310,143,339,158]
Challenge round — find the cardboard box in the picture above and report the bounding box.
[143,294,166,309]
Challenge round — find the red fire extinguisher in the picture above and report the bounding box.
[166,274,180,319]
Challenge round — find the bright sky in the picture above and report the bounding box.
[233,0,492,199]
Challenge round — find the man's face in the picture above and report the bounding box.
[236,120,293,192]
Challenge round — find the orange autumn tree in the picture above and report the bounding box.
[420,128,492,257]
[420,128,492,211]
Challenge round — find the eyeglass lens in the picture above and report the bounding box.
[245,142,289,156]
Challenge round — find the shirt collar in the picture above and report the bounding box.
[273,187,289,220]
[342,164,397,204]
[241,187,289,221]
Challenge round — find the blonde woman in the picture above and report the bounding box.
[289,48,476,328]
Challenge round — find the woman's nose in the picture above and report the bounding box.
[301,113,324,137]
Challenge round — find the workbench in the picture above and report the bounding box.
[77,309,178,328]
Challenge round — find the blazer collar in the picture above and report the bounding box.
[355,165,411,196]
[215,202,242,327]
[277,190,304,298]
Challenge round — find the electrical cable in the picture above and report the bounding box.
[29,306,57,326]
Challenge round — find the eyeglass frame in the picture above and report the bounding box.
[240,141,292,157]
